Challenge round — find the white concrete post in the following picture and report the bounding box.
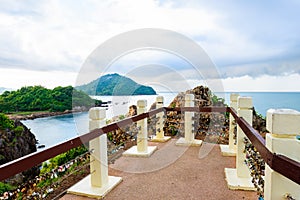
[123,100,157,157]
[225,97,255,191]
[220,93,239,156]
[236,97,253,178]
[229,93,239,151]
[89,107,108,187]
[137,100,148,152]
[151,96,171,142]
[264,109,300,200]
[176,94,202,146]
[156,96,164,139]
[185,94,194,142]
[67,107,122,198]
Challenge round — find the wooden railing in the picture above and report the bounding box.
[0,106,299,186]
[229,107,300,185]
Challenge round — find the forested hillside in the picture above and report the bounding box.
[0,86,100,113]
[76,73,156,95]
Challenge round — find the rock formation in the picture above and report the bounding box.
[0,120,39,185]
[163,86,230,144]
[106,85,267,147]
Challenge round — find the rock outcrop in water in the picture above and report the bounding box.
[107,85,267,147]
[162,86,230,144]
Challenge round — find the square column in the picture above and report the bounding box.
[151,96,171,142]
[176,94,202,146]
[225,97,255,191]
[264,109,300,200]
[123,100,157,157]
[220,93,239,156]
[68,107,122,198]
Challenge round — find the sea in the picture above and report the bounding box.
[21,92,300,149]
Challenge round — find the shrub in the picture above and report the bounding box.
[0,182,15,195]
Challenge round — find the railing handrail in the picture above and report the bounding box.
[0,106,299,186]
[228,107,300,185]
[0,107,164,181]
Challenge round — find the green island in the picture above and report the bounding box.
[76,73,157,95]
[0,85,101,114]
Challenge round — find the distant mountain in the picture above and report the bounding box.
[76,73,157,95]
[0,87,12,94]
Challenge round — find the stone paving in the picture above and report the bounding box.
[61,139,257,200]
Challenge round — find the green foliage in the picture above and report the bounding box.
[170,102,176,108]
[211,94,225,105]
[13,126,24,135]
[107,132,113,141]
[0,113,14,130]
[0,86,99,113]
[0,182,15,195]
[37,177,59,188]
[169,125,178,136]
[41,145,88,174]
[76,73,156,95]
[119,115,125,120]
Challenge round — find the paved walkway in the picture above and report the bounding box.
[61,139,257,200]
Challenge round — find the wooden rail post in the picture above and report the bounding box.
[123,100,157,157]
[264,109,300,200]
[176,94,202,146]
[220,93,239,156]
[151,96,171,142]
[68,107,122,198]
[225,97,255,190]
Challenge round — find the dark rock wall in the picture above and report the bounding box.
[0,120,39,184]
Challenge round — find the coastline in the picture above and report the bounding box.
[7,110,82,121]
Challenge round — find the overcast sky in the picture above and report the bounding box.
[1,0,300,92]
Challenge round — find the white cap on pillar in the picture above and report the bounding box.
[185,94,194,101]
[267,108,300,136]
[230,93,239,102]
[137,100,147,108]
[89,107,106,120]
[156,96,164,103]
[238,97,252,109]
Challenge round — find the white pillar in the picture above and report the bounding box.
[176,94,202,146]
[236,97,253,178]
[67,107,122,198]
[220,93,239,156]
[137,100,148,152]
[89,108,108,187]
[224,97,255,191]
[185,94,194,141]
[229,93,239,151]
[151,96,171,142]
[264,109,300,200]
[123,100,157,157]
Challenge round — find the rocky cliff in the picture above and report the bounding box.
[105,85,267,147]
[0,119,39,184]
[160,86,267,144]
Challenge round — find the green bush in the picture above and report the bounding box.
[41,145,88,174]
[0,113,14,130]
[0,182,15,195]
[14,126,24,135]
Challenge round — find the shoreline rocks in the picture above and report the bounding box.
[7,109,84,121]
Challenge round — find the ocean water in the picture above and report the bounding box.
[222,92,300,116]
[22,92,300,148]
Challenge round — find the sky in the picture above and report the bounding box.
[1,0,300,92]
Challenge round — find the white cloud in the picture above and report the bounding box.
[0,0,300,91]
[0,68,77,89]
[0,0,220,72]
[222,74,300,92]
